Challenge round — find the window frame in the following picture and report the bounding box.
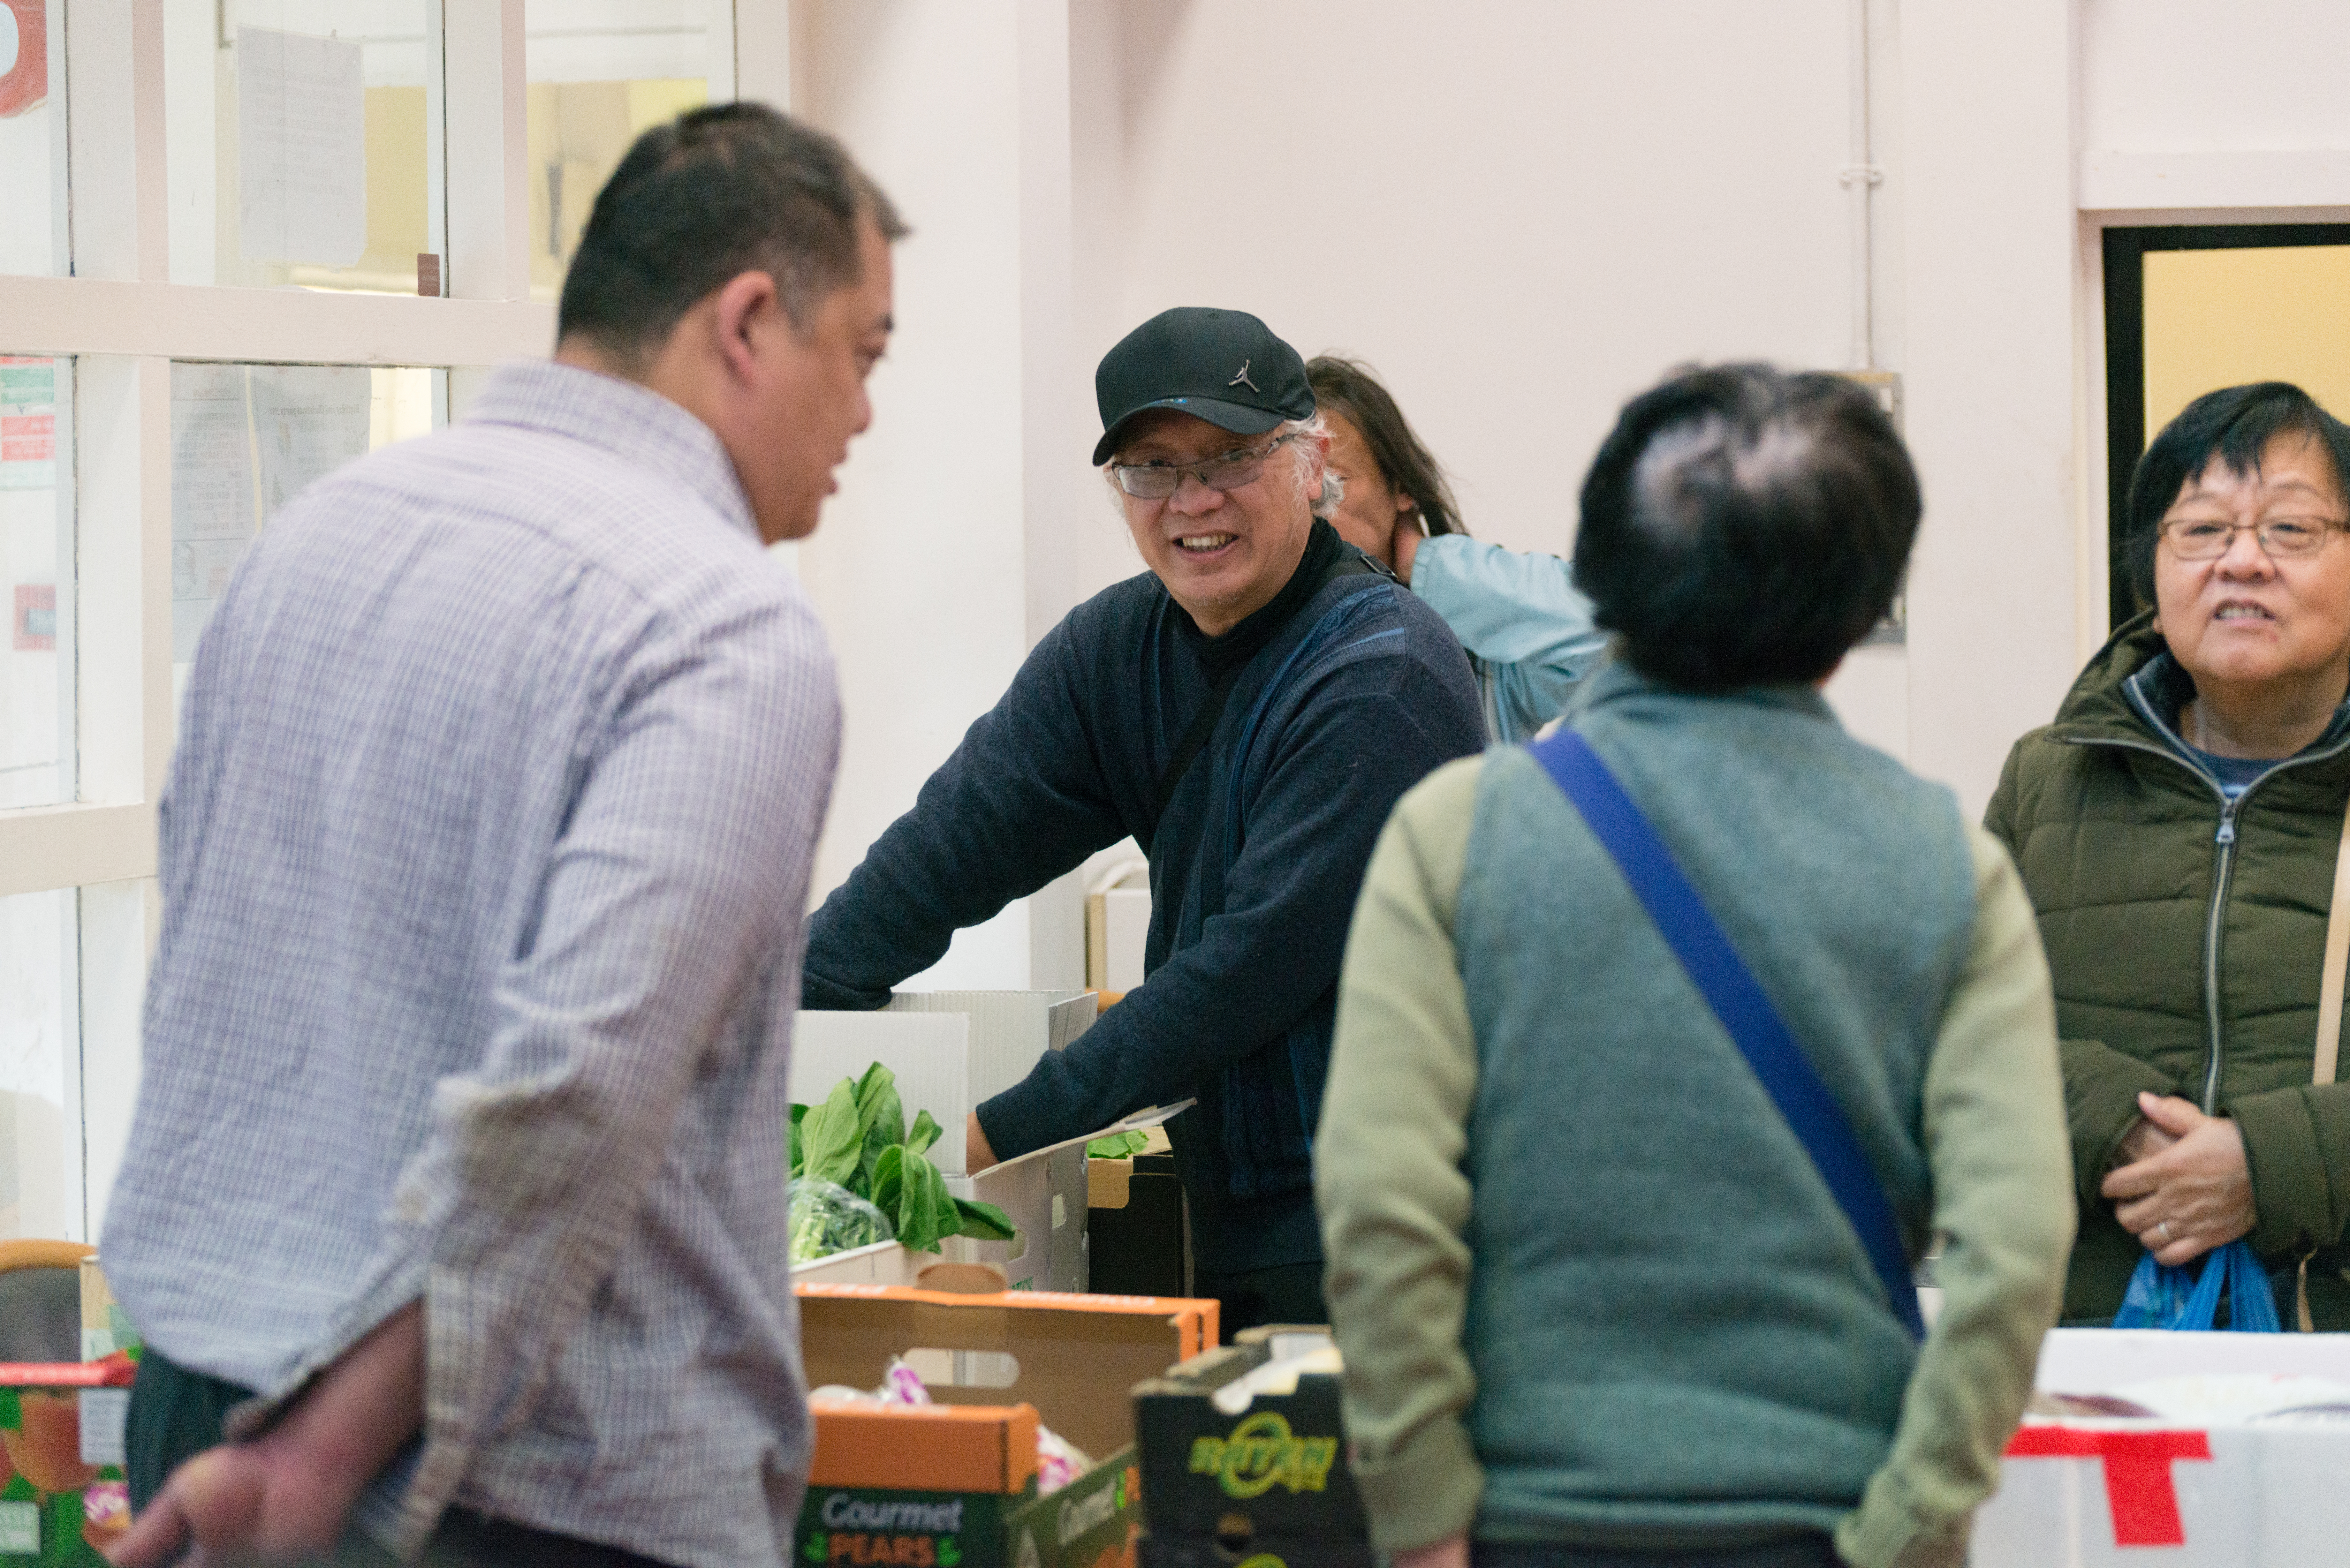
[0,0,761,1239]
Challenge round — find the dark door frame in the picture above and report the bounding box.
[2102,223,2350,631]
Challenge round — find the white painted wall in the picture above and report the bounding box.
[792,0,1093,991]
[791,1,2350,988]
[2081,0,2350,154]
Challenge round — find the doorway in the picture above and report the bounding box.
[2103,224,2350,630]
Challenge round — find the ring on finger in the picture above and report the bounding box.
[2155,1220,2173,1244]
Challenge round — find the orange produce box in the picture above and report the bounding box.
[795,1284,1215,1568]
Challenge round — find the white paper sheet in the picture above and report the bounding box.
[169,362,256,569]
[237,26,367,268]
[250,365,371,515]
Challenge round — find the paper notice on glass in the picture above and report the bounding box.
[170,364,256,577]
[237,26,366,268]
[251,365,371,516]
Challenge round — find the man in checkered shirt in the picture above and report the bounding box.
[102,105,901,1568]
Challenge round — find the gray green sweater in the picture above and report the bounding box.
[1315,671,2074,1568]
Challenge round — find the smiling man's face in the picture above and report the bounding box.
[2154,428,2350,702]
[1112,409,1323,637]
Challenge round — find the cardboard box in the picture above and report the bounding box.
[0,1357,135,1566]
[793,991,1110,1292]
[945,1142,1091,1294]
[793,1238,930,1287]
[1133,1329,1367,1543]
[792,991,1101,1178]
[1088,1150,1186,1299]
[1970,1328,2350,1565]
[796,1283,1218,1568]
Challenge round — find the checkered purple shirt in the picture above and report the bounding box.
[103,360,838,1565]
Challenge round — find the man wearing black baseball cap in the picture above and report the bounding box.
[802,307,1482,1333]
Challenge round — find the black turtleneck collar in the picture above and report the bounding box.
[1175,520,1346,674]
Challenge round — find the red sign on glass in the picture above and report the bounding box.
[1,411,53,463]
[0,0,48,121]
[14,584,53,651]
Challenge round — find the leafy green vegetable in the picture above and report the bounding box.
[953,1197,1017,1240]
[800,1076,865,1189]
[787,1063,1024,1261]
[906,1108,942,1157]
[1086,1128,1150,1159]
[854,1061,905,1193]
[790,1179,893,1263]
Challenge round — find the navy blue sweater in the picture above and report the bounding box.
[801,525,1483,1271]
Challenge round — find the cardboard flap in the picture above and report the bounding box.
[797,1285,1215,1461]
[808,1399,1040,1494]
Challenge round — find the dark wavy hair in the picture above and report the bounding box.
[1573,364,1919,691]
[2123,382,2350,612]
[1306,356,1467,538]
[559,103,906,367]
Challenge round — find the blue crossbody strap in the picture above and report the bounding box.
[1531,729,1926,1341]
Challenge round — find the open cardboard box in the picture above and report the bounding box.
[1131,1327,1371,1568]
[0,1355,135,1566]
[794,991,1109,1292]
[1970,1328,2350,1565]
[796,1282,1218,1568]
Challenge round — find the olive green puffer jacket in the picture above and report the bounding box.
[1987,614,2350,1327]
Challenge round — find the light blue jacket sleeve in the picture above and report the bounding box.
[1410,533,1610,742]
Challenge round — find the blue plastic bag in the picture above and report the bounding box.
[2111,1240,2282,1331]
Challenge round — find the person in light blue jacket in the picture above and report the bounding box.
[1311,356,1609,741]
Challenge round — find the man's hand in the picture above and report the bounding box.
[2100,1092,2256,1266]
[1392,1534,1466,1568]
[109,1302,426,1567]
[965,1111,999,1174]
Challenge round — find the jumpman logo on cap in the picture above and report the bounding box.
[1229,361,1259,393]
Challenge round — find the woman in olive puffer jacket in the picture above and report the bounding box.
[1988,382,2350,1327]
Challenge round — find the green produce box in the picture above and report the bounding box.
[0,1356,135,1566]
[795,1284,1218,1568]
[1131,1329,1367,1542]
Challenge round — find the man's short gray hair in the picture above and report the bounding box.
[1279,413,1344,520]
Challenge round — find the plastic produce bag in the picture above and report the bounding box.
[2111,1240,2281,1332]
[790,1178,895,1263]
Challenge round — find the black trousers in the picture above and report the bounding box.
[1474,1537,1843,1568]
[1193,1261,1328,1343]
[128,1348,679,1568]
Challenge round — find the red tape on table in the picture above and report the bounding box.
[2005,1425,2214,1547]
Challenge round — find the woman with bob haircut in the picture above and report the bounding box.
[1318,363,2072,1568]
[1987,381,2350,1330]
[1309,355,1608,741]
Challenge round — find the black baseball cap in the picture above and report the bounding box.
[1091,307,1316,466]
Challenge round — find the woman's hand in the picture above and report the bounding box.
[2100,1092,2256,1266]
[2113,1112,2181,1167]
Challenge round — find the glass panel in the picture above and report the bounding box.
[171,363,440,708]
[0,886,80,1242]
[0,1,64,275]
[166,1,437,294]
[0,354,71,810]
[526,0,716,302]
